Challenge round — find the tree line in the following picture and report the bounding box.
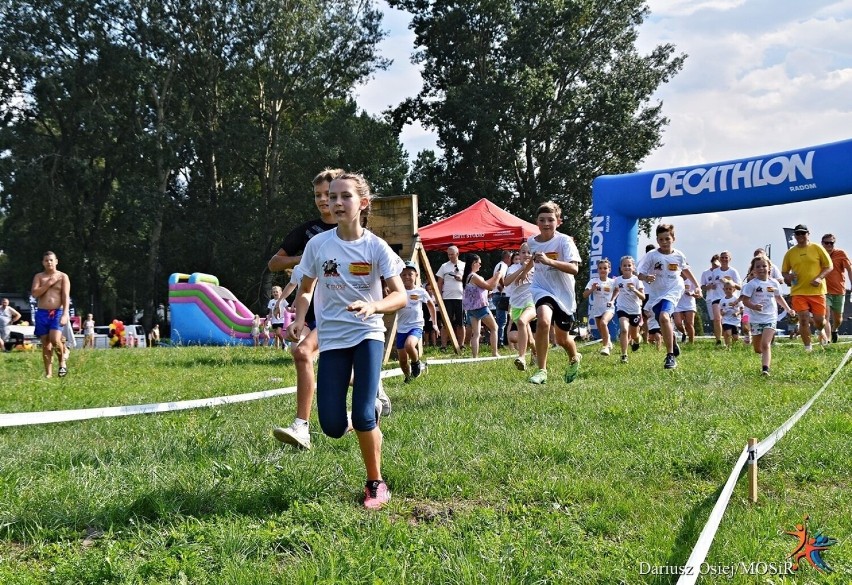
[1,0,683,329]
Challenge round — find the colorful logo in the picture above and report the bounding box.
[786,515,837,573]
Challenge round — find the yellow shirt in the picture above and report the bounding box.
[781,243,832,295]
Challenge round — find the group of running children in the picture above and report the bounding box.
[264,167,792,510]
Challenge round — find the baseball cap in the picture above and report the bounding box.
[402,261,418,272]
[793,224,809,233]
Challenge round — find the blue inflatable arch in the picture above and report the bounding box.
[589,138,852,270]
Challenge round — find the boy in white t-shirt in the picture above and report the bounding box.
[526,201,583,384]
[583,258,616,356]
[397,261,437,382]
[637,223,701,370]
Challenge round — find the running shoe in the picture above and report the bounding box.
[621,354,628,364]
[528,369,548,385]
[273,421,311,450]
[377,381,392,416]
[514,356,526,371]
[631,341,640,352]
[363,480,391,510]
[564,353,582,383]
[672,339,680,357]
[600,345,611,356]
[664,354,677,369]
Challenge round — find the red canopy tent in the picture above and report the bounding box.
[417,198,539,252]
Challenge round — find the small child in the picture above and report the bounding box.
[645,310,662,350]
[583,258,616,356]
[396,261,437,382]
[262,317,272,346]
[719,281,742,348]
[740,256,793,376]
[251,314,261,347]
[83,313,95,349]
[637,224,701,369]
[503,242,537,370]
[610,256,645,363]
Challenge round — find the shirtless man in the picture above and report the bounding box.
[31,251,71,377]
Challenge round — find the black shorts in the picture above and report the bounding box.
[722,324,739,334]
[712,299,721,305]
[616,310,641,327]
[271,323,283,330]
[444,299,464,327]
[534,296,574,332]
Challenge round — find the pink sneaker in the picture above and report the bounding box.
[363,480,390,510]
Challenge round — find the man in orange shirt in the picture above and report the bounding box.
[781,224,832,351]
[821,233,852,343]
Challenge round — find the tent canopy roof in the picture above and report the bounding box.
[417,198,539,252]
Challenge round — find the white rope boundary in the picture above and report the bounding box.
[0,354,514,428]
[676,347,851,585]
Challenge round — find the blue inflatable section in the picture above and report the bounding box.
[585,138,852,339]
[589,138,852,274]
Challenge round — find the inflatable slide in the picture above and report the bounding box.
[168,272,255,345]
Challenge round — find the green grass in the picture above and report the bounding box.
[1,340,850,584]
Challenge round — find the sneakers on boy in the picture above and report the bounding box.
[600,344,611,356]
[831,331,839,344]
[631,341,640,352]
[761,366,770,376]
[621,354,628,364]
[804,345,813,353]
[664,354,677,369]
[363,480,391,510]
[528,369,548,384]
[672,339,681,357]
[564,353,582,383]
[514,356,526,371]
[411,360,422,378]
[376,381,391,416]
[273,421,311,450]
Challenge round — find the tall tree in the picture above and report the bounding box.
[390,0,685,253]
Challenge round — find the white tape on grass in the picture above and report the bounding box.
[0,386,297,428]
[676,445,750,585]
[676,347,851,584]
[0,354,515,427]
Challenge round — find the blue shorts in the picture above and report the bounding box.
[395,328,423,349]
[651,299,675,322]
[34,308,64,337]
[466,306,491,320]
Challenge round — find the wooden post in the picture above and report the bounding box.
[747,437,758,503]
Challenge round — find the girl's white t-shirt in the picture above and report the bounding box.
[614,275,644,315]
[300,228,405,352]
[708,267,742,303]
[506,263,534,309]
[527,233,581,315]
[585,276,615,318]
[740,277,784,322]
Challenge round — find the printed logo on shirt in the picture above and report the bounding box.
[322,259,341,277]
[755,285,764,293]
[409,293,421,301]
[349,261,372,276]
[767,286,776,292]
[654,261,664,271]
[546,252,558,260]
[667,263,679,271]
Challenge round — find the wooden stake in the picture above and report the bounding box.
[747,437,758,503]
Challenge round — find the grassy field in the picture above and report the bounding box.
[0,339,850,584]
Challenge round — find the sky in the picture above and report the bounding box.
[354,0,852,281]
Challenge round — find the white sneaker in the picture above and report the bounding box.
[804,345,813,353]
[273,421,311,449]
[600,345,611,356]
[376,381,392,416]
